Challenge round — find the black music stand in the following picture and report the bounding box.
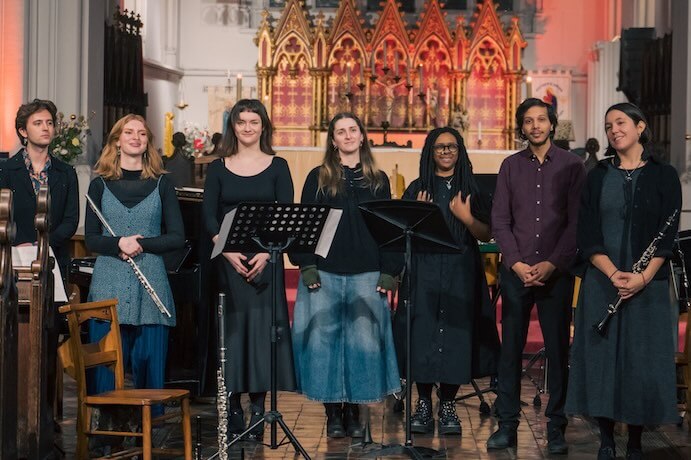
[357,199,461,459]
[211,202,340,459]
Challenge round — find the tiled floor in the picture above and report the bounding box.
[55,372,691,459]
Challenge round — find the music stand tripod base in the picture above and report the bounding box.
[358,199,461,460]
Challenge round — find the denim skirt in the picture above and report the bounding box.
[292,271,401,403]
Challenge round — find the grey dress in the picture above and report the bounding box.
[566,164,678,425]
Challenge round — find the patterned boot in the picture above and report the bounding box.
[437,400,461,435]
[410,398,434,434]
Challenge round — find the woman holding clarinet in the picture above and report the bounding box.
[566,102,681,460]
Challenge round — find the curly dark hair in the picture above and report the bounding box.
[15,99,58,144]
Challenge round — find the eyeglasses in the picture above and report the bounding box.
[432,143,459,155]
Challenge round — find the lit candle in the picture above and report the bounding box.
[478,121,482,141]
[418,66,423,93]
[383,41,388,63]
[371,54,376,75]
[346,63,351,89]
[445,87,450,106]
[526,75,533,98]
[360,59,365,83]
[331,82,336,104]
[394,54,399,77]
[406,67,411,85]
[236,73,243,101]
[226,69,231,80]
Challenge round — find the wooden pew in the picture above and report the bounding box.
[0,189,18,457]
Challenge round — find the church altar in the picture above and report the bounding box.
[256,0,526,150]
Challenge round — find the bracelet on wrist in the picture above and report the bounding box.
[608,269,619,280]
[640,272,647,284]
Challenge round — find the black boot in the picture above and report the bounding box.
[228,407,245,439]
[324,403,346,438]
[410,398,434,434]
[247,404,265,441]
[437,400,461,436]
[343,403,364,438]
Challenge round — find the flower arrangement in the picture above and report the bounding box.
[49,112,92,164]
[180,123,212,159]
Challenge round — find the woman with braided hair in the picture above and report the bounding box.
[393,127,499,436]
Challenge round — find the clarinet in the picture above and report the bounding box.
[216,293,229,460]
[593,209,679,336]
[86,194,171,317]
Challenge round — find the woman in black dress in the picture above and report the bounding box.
[566,103,681,460]
[202,99,296,440]
[394,127,499,435]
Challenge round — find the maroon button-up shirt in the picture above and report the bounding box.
[491,144,586,272]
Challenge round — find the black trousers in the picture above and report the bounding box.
[495,265,573,432]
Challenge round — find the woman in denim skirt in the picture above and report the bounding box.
[291,112,401,438]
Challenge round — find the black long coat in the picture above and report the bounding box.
[393,176,499,384]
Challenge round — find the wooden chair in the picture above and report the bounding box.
[57,299,192,459]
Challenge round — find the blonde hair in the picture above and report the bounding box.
[95,114,165,180]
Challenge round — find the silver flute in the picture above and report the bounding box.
[85,194,172,317]
[216,293,229,460]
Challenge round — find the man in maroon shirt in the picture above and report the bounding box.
[488,98,586,454]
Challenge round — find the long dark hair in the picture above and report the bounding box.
[318,112,385,196]
[515,97,558,141]
[418,126,480,241]
[604,102,652,157]
[220,99,275,156]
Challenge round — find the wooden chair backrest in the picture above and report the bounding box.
[58,299,125,401]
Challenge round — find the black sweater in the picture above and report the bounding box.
[291,165,400,276]
[85,170,184,257]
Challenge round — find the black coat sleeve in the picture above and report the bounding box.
[652,164,682,259]
[577,168,607,262]
[49,165,79,249]
[202,160,223,238]
[139,175,185,254]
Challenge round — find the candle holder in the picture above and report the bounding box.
[405,83,413,92]
[477,138,483,148]
[345,91,354,100]
[357,82,366,91]
[393,75,401,84]
[417,92,426,102]
[382,65,390,74]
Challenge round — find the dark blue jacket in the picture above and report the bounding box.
[0,150,79,275]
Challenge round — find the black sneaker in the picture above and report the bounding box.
[437,400,461,436]
[410,398,434,434]
[247,404,265,441]
[598,446,616,460]
[325,403,346,438]
[228,408,245,439]
[486,426,517,450]
[626,447,643,460]
[343,403,364,438]
[547,429,568,455]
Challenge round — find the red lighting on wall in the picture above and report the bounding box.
[0,0,24,154]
